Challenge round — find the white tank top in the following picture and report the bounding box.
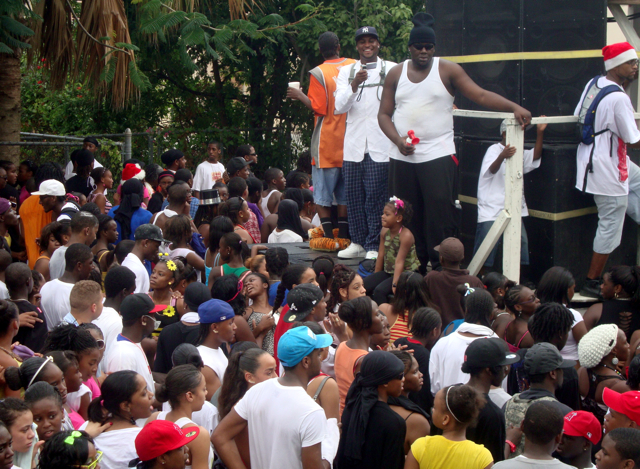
[261,189,279,217]
[196,345,228,383]
[156,411,214,469]
[391,58,456,163]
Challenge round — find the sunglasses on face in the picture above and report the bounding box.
[74,450,103,469]
[412,43,435,51]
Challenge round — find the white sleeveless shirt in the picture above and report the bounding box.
[197,345,228,382]
[391,58,456,163]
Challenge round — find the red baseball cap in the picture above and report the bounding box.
[134,420,200,462]
[603,388,640,426]
[563,411,602,445]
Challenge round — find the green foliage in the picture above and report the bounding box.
[0,0,40,53]
[20,0,426,174]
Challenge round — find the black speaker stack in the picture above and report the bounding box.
[427,0,638,285]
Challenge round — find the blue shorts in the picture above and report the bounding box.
[473,219,529,268]
[312,166,345,207]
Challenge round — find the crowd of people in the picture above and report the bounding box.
[1,8,640,469]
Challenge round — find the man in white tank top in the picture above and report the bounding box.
[335,26,396,260]
[378,12,531,273]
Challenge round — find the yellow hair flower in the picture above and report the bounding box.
[163,306,176,318]
[166,260,177,271]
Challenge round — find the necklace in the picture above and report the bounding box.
[0,346,19,361]
[601,363,623,376]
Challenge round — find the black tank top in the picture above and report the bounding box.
[596,299,640,342]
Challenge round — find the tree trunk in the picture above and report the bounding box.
[0,53,21,163]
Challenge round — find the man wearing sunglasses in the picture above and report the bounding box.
[106,293,165,398]
[379,12,531,274]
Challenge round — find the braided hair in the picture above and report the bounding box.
[504,285,525,314]
[528,302,574,343]
[410,307,442,338]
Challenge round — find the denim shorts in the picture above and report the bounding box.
[473,219,530,268]
[312,166,345,207]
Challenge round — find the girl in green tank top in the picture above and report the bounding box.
[364,197,420,305]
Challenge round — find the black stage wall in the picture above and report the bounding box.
[425,1,637,285]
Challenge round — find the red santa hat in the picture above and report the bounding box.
[603,42,638,71]
[122,163,146,181]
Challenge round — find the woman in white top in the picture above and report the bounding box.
[217,347,277,465]
[148,365,213,469]
[196,299,237,400]
[87,371,154,469]
[165,214,206,277]
[536,266,587,362]
[0,398,38,469]
[267,199,306,243]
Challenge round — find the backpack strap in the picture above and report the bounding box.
[312,376,331,402]
[348,60,387,88]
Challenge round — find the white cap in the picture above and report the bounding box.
[32,180,66,196]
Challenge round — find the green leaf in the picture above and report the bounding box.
[128,61,151,90]
[181,25,205,45]
[114,42,140,51]
[295,4,316,14]
[100,56,117,83]
[0,41,13,54]
[0,15,35,37]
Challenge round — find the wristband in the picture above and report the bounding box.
[505,440,516,454]
[392,283,397,288]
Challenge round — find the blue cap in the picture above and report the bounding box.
[198,299,235,324]
[277,326,333,368]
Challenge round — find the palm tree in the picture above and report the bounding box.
[0,0,256,161]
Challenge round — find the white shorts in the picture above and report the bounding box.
[593,194,627,254]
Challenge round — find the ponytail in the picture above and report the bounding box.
[218,348,268,419]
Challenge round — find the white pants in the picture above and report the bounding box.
[593,161,640,254]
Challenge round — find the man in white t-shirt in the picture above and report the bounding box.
[574,42,640,298]
[40,243,94,331]
[473,119,547,271]
[106,293,165,396]
[193,141,225,199]
[213,326,336,469]
[121,224,167,294]
[48,211,98,280]
[94,266,136,375]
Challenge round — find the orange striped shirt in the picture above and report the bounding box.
[389,313,410,342]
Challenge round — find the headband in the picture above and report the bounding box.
[28,356,54,389]
[445,385,462,423]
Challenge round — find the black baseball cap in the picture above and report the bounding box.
[284,284,324,323]
[524,342,576,375]
[463,338,521,369]
[134,224,169,243]
[184,282,212,311]
[355,26,379,42]
[226,157,250,175]
[120,293,165,322]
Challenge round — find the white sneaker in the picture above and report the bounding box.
[338,243,366,259]
[365,251,378,260]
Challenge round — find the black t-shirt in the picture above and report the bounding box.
[466,393,506,462]
[336,401,406,469]
[147,192,164,214]
[65,176,93,197]
[153,320,201,373]
[394,337,433,413]
[13,299,48,353]
[0,185,19,202]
